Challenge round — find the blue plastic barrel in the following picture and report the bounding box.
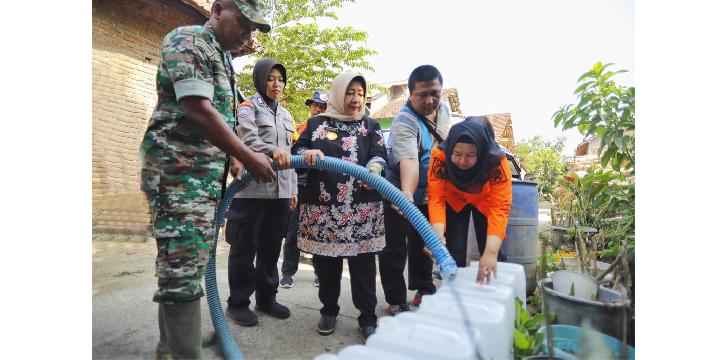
[501,179,539,294]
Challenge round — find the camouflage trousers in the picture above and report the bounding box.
[148,194,218,304]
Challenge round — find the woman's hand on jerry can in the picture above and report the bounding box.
[476,253,498,285]
[476,236,503,284]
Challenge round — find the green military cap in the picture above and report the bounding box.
[234,0,271,33]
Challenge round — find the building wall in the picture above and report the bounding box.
[92,0,205,238]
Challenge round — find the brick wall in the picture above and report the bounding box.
[92,0,206,240]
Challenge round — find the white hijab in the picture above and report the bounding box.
[319,71,367,122]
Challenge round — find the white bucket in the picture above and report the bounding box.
[550,270,598,300]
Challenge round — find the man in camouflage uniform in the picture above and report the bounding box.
[139,1,278,358]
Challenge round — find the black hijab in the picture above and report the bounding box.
[440,116,506,192]
[252,58,286,113]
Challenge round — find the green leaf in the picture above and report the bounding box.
[612,155,622,171]
[601,149,613,167]
[525,315,545,332]
[614,133,624,148]
[562,119,576,131]
[578,123,588,134]
[577,68,596,82]
[533,333,546,349]
[514,329,531,350]
[519,310,531,326]
[574,81,594,95]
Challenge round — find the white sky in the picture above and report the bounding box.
[317,0,636,156]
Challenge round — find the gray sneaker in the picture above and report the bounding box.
[280,274,294,288]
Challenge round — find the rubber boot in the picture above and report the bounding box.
[157,303,214,356]
[155,305,171,360]
[202,331,216,348]
[161,300,203,359]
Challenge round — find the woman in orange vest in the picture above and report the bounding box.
[427,116,512,284]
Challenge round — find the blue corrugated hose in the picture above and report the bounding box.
[205,155,458,359]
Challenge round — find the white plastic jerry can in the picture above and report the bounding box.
[470,260,527,305]
[313,354,339,360]
[452,266,526,308]
[367,314,478,359]
[418,293,512,360]
[379,311,490,359]
[336,344,416,360]
[438,280,515,317]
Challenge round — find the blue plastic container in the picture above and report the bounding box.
[501,179,539,294]
[538,325,635,360]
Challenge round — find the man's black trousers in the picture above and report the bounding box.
[378,201,436,306]
[281,190,317,276]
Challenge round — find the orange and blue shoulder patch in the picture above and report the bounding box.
[238,101,252,119]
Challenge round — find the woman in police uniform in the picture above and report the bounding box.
[224,58,298,326]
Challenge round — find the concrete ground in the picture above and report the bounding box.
[93,202,552,359]
[93,239,438,360]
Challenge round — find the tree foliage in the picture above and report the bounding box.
[237,0,378,123]
[552,62,635,262]
[552,62,635,173]
[514,136,567,200]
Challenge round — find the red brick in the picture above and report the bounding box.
[93,0,207,236]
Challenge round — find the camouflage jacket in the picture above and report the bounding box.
[140,23,237,201]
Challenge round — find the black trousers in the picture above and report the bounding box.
[445,204,506,267]
[281,190,318,276]
[314,253,377,327]
[379,201,436,306]
[226,198,290,308]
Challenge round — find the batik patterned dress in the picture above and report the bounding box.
[293,115,388,257]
